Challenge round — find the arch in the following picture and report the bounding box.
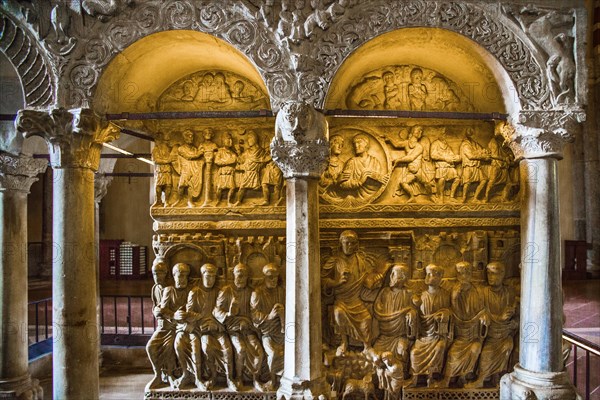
[324,27,518,117]
[93,30,270,115]
[0,11,54,107]
[62,0,292,110]
[312,1,548,113]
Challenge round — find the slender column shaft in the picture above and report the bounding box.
[281,178,324,385]
[519,158,563,373]
[52,167,99,399]
[41,168,53,277]
[0,190,29,382]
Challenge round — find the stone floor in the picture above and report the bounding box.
[28,277,599,399]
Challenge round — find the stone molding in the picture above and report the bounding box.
[15,108,120,170]
[271,102,329,179]
[0,152,47,193]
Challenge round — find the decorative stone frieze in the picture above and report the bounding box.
[15,108,120,169]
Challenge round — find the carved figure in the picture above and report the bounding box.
[372,263,416,376]
[261,160,284,206]
[485,133,518,202]
[341,374,376,400]
[176,130,204,207]
[214,133,238,206]
[322,230,383,356]
[234,131,272,206]
[407,264,452,388]
[337,134,389,203]
[408,68,427,111]
[214,264,266,391]
[391,127,426,202]
[184,264,239,391]
[288,0,306,44]
[468,262,517,388]
[382,71,403,110]
[430,130,460,203]
[440,262,487,387]
[152,132,175,207]
[146,259,174,389]
[199,128,218,207]
[320,135,345,192]
[429,76,461,111]
[146,263,191,389]
[376,352,404,400]
[251,263,285,389]
[276,0,293,38]
[304,0,331,37]
[459,128,490,202]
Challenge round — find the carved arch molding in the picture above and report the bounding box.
[2,0,580,112]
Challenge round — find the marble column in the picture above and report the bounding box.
[40,168,53,278]
[0,151,47,400]
[16,108,120,400]
[499,117,581,400]
[270,102,330,400]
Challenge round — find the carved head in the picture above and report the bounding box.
[172,263,190,289]
[409,126,423,140]
[295,0,305,10]
[278,102,314,142]
[425,264,444,287]
[233,263,249,289]
[389,263,409,288]
[221,133,233,147]
[352,134,370,155]
[410,68,423,83]
[246,130,259,147]
[182,130,195,144]
[201,73,214,86]
[151,258,168,286]
[263,263,280,289]
[330,135,344,155]
[233,80,245,96]
[201,263,218,289]
[339,230,359,256]
[455,261,473,283]
[486,262,506,287]
[382,71,394,84]
[465,127,475,138]
[203,128,215,141]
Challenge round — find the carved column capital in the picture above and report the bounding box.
[0,152,47,193]
[15,108,120,170]
[499,109,585,160]
[94,173,113,204]
[270,101,329,179]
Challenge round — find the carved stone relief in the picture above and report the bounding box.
[345,65,475,112]
[147,228,519,398]
[158,70,270,112]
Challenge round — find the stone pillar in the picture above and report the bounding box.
[499,115,582,400]
[0,151,47,400]
[16,108,120,400]
[40,168,53,278]
[271,102,330,400]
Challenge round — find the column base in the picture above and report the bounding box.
[500,364,581,400]
[277,376,329,400]
[0,374,43,400]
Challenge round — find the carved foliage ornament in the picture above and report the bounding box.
[62,0,292,109]
[271,102,329,179]
[15,108,120,170]
[0,152,48,192]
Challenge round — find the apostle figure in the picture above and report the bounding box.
[184,264,239,391]
[485,133,517,202]
[407,264,452,388]
[146,258,174,389]
[440,262,487,387]
[152,132,175,207]
[251,263,285,389]
[177,130,204,207]
[337,134,388,203]
[322,230,383,356]
[214,263,266,391]
[320,135,345,193]
[467,262,517,388]
[372,263,416,377]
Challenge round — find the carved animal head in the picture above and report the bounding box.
[275,101,326,144]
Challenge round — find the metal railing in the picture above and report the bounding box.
[563,330,600,400]
[28,295,154,351]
